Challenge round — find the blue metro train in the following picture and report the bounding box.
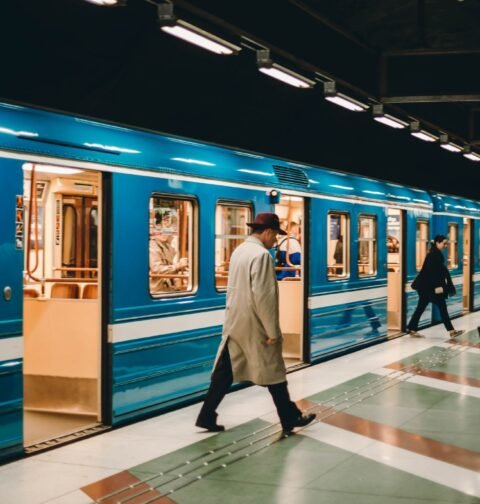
[1,101,479,462]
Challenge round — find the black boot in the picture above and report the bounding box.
[195,412,225,432]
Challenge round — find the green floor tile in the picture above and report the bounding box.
[307,452,479,503]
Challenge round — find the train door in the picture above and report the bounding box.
[0,161,24,462]
[463,218,472,312]
[275,196,305,368]
[387,208,404,336]
[22,163,103,451]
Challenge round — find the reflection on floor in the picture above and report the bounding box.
[2,313,480,503]
[24,411,98,447]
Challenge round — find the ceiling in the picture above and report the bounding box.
[1,0,480,197]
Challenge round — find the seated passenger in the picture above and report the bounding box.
[276,222,301,280]
[149,225,188,293]
[333,235,344,275]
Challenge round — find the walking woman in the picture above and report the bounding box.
[407,234,464,338]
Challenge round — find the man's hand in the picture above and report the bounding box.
[266,338,276,345]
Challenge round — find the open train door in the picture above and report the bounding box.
[275,195,306,369]
[0,159,24,462]
[22,164,106,452]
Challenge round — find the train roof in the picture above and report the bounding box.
[0,101,435,209]
[430,192,480,218]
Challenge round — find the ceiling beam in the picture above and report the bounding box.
[382,95,480,104]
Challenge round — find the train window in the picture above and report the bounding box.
[416,220,429,270]
[215,203,251,290]
[358,215,377,277]
[447,223,458,269]
[327,212,349,280]
[149,196,195,297]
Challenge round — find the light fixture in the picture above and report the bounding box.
[22,163,83,175]
[463,146,480,162]
[158,4,241,55]
[323,82,368,112]
[372,104,408,129]
[439,134,462,153]
[84,0,125,6]
[409,121,438,142]
[256,50,315,89]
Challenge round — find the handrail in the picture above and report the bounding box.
[53,267,98,272]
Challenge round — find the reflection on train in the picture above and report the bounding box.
[1,102,480,462]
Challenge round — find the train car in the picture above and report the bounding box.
[0,101,479,463]
[430,193,480,318]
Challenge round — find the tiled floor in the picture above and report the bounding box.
[2,313,480,503]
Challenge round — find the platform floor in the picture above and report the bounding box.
[2,313,480,503]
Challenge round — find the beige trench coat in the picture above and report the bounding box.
[215,236,287,386]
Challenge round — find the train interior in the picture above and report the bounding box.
[275,196,304,368]
[387,208,404,336]
[22,163,102,449]
[463,218,472,313]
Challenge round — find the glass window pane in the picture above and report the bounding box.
[447,223,458,269]
[328,213,349,280]
[358,216,377,277]
[149,196,195,296]
[416,221,429,270]
[215,204,251,290]
[89,207,98,272]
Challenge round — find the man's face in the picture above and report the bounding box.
[265,229,279,249]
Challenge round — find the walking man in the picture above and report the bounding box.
[195,213,315,434]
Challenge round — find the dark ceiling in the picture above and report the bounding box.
[1,0,480,198]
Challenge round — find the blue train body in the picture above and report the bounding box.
[1,102,479,462]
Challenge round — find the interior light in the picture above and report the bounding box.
[22,163,83,175]
[439,134,462,153]
[409,121,438,142]
[372,104,408,129]
[323,82,368,112]
[463,146,480,162]
[257,50,315,89]
[158,4,240,55]
[171,157,216,166]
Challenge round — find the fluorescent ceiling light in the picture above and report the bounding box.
[257,49,315,89]
[158,4,240,56]
[258,66,314,89]
[373,114,408,129]
[410,121,437,142]
[463,150,480,162]
[411,130,437,142]
[84,0,123,5]
[325,94,368,112]
[162,22,240,55]
[372,104,408,129]
[439,134,462,153]
[440,143,462,153]
[23,163,83,175]
[323,82,368,112]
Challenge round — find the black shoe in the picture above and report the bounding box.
[282,413,316,434]
[195,413,225,432]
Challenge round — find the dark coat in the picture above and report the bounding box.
[412,247,456,300]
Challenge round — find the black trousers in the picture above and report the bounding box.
[407,294,454,332]
[197,345,302,429]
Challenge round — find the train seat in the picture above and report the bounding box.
[82,284,98,299]
[51,283,80,299]
[24,288,39,298]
